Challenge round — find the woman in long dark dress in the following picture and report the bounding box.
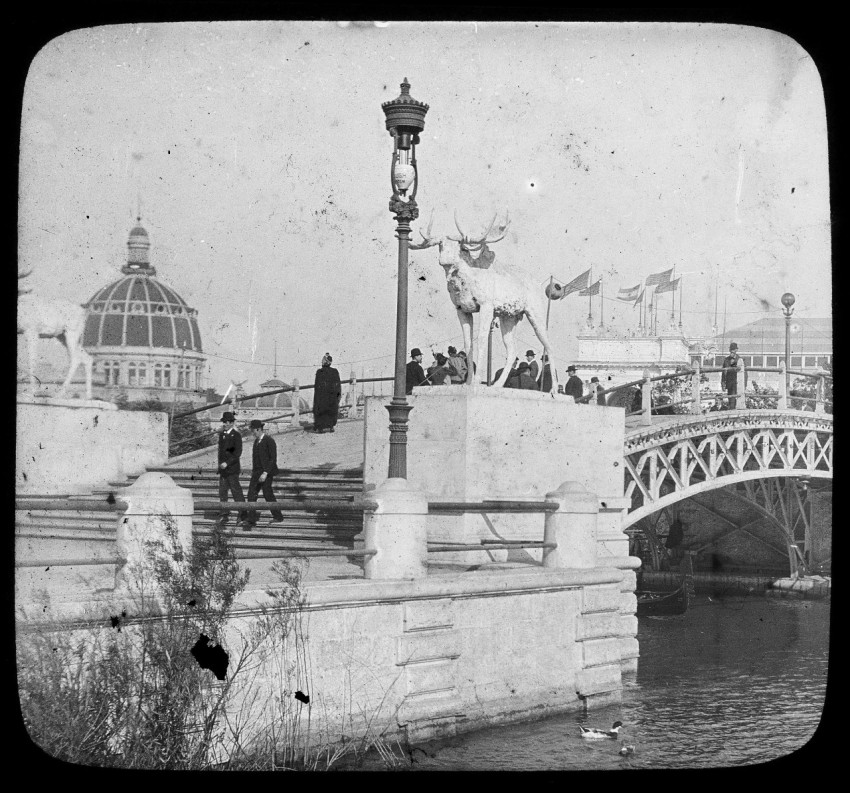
[312,353,342,432]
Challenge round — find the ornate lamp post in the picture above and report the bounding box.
[781,292,795,394]
[381,79,429,479]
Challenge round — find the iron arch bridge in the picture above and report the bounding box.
[622,409,833,530]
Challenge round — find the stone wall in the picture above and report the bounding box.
[223,567,633,744]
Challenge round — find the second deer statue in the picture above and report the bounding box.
[410,211,560,393]
[17,270,93,399]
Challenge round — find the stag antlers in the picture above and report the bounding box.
[409,210,439,250]
[409,209,511,252]
[448,210,510,250]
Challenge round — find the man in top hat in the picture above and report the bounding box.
[217,411,245,525]
[406,348,426,395]
[525,350,540,385]
[564,365,584,402]
[242,419,284,530]
[721,342,747,409]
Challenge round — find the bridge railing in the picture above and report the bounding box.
[16,479,608,583]
[169,375,396,456]
[580,363,832,423]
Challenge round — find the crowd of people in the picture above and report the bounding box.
[405,346,607,403]
[216,338,809,528]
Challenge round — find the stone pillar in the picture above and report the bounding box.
[691,364,702,414]
[363,478,428,579]
[815,375,825,414]
[778,361,788,409]
[114,471,194,594]
[290,379,300,427]
[735,361,746,410]
[543,481,599,569]
[641,369,652,426]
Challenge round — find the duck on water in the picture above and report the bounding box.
[578,721,623,739]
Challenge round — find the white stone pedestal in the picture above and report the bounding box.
[16,397,169,494]
[114,472,194,597]
[363,386,627,564]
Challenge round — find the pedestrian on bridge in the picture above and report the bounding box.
[590,376,606,405]
[313,353,342,433]
[447,346,467,385]
[525,350,540,385]
[217,411,245,526]
[721,342,747,409]
[564,365,584,402]
[516,361,537,389]
[242,419,284,530]
[539,354,553,393]
[406,348,427,394]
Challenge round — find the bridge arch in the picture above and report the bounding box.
[622,409,832,529]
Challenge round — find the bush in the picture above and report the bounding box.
[17,524,406,770]
[17,521,263,769]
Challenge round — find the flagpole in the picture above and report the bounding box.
[545,275,553,331]
[587,267,593,327]
[678,275,683,330]
[669,265,676,326]
[713,266,719,335]
[600,278,604,328]
[653,292,658,336]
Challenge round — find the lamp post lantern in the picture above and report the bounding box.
[381,79,429,479]
[781,292,795,394]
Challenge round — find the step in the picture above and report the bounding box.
[112,473,363,484]
[99,482,362,494]
[16,510,121,526]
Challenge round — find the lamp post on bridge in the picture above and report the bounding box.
[381,79,429,479]
[781,292,795,396]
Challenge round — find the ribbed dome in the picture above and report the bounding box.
[83,274,203,351]
[83,220,202,352]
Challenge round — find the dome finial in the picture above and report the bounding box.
[122,220,156,276]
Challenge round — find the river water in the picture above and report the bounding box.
[405,594,831,771]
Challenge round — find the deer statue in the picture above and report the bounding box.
[17,270,93,399]
[410,211,560,393]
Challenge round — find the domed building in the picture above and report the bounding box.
[82,221,207,403]
[206,374,311,429]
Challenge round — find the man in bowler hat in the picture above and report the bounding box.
[406,348,426,395]
[217,411,245,525]
[564,365,584,401]
[242,419,284,530]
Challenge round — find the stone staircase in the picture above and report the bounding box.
[16,465,367,583]
[138,465,365,552]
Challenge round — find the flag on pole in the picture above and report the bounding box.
[562,268,592,296]
[633,288,645,308]
[654,276,680,294]
[645,267,674,286]
[616,284,642,302]
[579,279,601,297]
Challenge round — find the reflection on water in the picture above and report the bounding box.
[406,596,830,771]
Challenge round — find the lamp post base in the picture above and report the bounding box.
[385,398,414,479]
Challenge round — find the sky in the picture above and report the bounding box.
[18,20,831,393]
